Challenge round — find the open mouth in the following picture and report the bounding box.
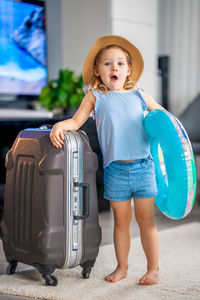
[111,75,118,81]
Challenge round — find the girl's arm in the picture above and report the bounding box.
[50,90,96,148]
[144,91,165,111]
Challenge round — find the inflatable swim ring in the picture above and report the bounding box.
[143,109,196,220]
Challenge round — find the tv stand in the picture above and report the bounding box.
[0,108,53,120]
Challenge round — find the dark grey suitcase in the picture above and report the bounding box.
[0,128,102,286]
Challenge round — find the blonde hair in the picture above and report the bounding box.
[91,45,135,93]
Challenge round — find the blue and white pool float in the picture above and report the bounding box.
[143,109,196,220]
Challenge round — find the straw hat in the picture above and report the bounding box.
[82,35,144,85]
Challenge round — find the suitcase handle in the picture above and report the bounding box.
[73,182,89,220]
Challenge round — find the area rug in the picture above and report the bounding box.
[0,222,200,300]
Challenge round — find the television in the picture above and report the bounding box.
[0,0,47,104]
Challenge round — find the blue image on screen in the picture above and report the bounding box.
[0,0,47,95]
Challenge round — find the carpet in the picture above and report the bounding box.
[0,222,200,300]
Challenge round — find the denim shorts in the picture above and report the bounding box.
[104,156,158,201]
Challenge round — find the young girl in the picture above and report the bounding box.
[50,35,164,285]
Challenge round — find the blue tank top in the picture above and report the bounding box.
[92,88,151,168]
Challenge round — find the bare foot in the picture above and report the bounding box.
[104,266,128,283]
[139,269,159,285]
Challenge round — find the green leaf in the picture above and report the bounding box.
[69,93,83,108]
[58,89,68,108]
[39,68,84,111]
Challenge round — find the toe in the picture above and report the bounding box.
[105,275,113,282]
[139,275,147,285]
[108,278,114,282]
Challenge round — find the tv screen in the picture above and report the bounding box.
[0,0,47,97]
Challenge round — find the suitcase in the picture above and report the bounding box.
[0,128,102,286]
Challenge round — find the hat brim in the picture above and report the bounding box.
[82,35,144,85]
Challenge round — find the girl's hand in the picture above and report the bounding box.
[50,121,66,148]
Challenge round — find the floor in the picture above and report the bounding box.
[0,196,200,300]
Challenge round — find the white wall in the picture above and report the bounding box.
[47,0,200,114]
[158,0,200,115]
[60,0,110,75]
[46,0,62,80]
[110,0,158,99]
[46,0,158,101]
[46,0,110,79]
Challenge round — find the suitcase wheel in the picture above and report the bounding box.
[82,269,91,279]
[7,261,17,275]
[43,274,58,286]
[81,259,96,279]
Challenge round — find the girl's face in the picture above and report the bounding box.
[94,47,131,91]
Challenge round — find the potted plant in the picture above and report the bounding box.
[39,68,85,114]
